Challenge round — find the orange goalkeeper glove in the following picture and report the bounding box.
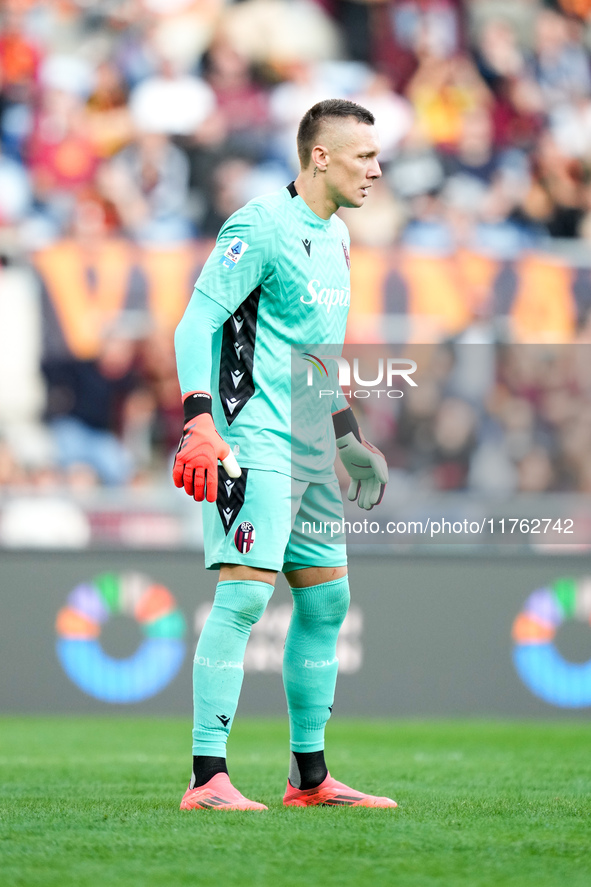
[173,391,241,502]
[333,406,388,511]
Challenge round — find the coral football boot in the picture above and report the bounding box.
[283,773,397,808]
[180,772,267,811]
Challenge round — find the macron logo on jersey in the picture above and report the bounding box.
[300,280,351,314]
[220,238,249,270]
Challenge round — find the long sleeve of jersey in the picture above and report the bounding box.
[174,289,231,396]
[175,201,277,398]
[193,203,277,315]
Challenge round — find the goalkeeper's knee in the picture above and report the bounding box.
[291,575,350,627]
[214,579,274,628]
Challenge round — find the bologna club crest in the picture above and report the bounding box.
[234,521,256,553]
[341,240,350,270]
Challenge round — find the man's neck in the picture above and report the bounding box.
[293,173,336,220]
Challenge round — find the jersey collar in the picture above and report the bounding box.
[285,181,331,227]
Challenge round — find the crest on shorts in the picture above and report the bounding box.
[234,521,256,554]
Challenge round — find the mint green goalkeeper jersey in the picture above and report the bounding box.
[186,182,351,481]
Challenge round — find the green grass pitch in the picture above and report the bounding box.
[0,717,589,887]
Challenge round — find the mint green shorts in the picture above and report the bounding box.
[202,468,347,572]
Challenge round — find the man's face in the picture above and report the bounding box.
[320,119,382,210]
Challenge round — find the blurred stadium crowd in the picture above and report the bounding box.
[2,0,591,542]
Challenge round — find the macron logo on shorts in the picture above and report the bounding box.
[216,466,248,535]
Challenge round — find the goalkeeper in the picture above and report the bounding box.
[173,99,396,811]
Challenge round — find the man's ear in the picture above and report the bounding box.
[311,144,329,172]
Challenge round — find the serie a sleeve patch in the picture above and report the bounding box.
[220,237,250,270]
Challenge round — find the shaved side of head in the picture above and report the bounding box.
[297,99,375,169]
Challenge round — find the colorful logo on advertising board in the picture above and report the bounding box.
[512,577,591,708]
[55,573,186,703]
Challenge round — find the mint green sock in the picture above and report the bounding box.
[192,580,274,756]
[283,576,350,753]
